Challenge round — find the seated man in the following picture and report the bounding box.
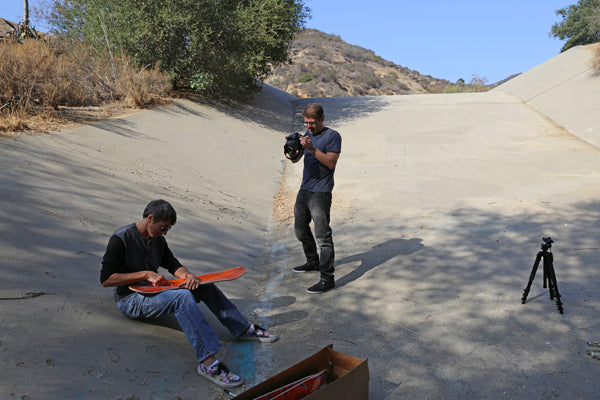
[100,199,278,388]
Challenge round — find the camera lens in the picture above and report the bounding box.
[284,133,303,159]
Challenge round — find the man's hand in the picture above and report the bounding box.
[174,267,200,290]
[299,136,340,170]
[146,271,167,286]
[299,136,313,151]
[181,273,200,290]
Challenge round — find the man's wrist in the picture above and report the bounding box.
[310,147,316,155]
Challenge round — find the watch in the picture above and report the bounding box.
[310,147,316,155]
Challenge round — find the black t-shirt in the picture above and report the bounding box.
[100,223,182,297]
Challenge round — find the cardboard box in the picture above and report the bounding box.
[233,344,369,400]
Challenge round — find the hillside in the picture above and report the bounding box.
[0,17,20,39]
[0,17,16,36]
[264,28,452,97]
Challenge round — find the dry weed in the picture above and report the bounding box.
[0,38,171,135]
[117,59,171,108]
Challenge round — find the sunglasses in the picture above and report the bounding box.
[160,225,172,233]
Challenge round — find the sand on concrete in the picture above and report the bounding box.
[1,43,600,400]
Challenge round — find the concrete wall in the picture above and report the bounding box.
[494,43,600,149]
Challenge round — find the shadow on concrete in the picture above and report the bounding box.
[292,95,390,130]
[336,238,424,288]
[3,133,600,398]
[174,84,391,134]
[267,198,600,399]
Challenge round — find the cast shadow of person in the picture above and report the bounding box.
[335,238,424,288]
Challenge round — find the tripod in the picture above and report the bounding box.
[521,237,564,314]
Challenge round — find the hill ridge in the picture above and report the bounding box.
[264,28,453,98]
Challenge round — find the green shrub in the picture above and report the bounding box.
[298,73,314,83]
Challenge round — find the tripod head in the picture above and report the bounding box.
[541,237,553,251]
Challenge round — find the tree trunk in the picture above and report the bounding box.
[24,0,29,28]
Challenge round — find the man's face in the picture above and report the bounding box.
[148,215,173,237]
[304,116,324,134]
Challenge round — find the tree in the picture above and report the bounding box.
[45,0,309,98]
[7,0,39,42]
[551,0,600,52]
[24,0,30,28]
[469,74,489,92]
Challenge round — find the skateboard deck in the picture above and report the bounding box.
[129,266,246,294]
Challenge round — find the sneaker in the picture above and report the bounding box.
[197,360,243,388]
[293,263,320,273]
[307,279,335,294]
[587,349,600,360]
[239,324,279,343]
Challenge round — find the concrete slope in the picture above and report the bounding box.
[2,45,600,400]
[0,83,295,400]
[493,43,600,148]
[274,91,600,400]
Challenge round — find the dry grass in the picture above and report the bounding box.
[0,39,172,135]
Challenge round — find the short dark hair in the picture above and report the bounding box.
[302,103,324,120]
[143,199,177,224]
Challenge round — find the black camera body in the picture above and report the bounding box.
[284,132,304,160]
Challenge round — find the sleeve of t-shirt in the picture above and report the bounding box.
[327,130,342,153]
[160,239,183,276]
[100,235,125,284]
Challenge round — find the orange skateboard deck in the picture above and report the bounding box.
[129,266,246,294]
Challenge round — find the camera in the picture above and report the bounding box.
[284,132,304,160]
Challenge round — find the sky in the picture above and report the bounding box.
[303,0,575,83]
[1,0,576,84]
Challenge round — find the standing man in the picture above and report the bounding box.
[289,103,342,293]
[100,199,278,388]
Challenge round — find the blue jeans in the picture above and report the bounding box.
[294,189,335,281]
[117,283,249,363]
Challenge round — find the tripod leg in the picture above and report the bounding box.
[546,256,564,314]
[522,252,542,304]
[542,251,548,289]
[544,254,555,300]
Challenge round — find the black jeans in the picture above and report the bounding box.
[294,189,335,281]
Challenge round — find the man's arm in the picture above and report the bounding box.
[101,270,165,287]
[311,148,339,170]
[300,135,339,170]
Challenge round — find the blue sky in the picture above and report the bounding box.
[304,0,575,83]
[2,0,575,83]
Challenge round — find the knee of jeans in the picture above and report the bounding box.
[172,290,197,308]
[294,227,303,240]
[117,300,135,317]
[295,229,315,243]
[294,223,307,238]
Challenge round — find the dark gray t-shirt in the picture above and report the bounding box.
[300,127,342,193]
[100,223,182,297]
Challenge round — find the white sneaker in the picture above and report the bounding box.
[197,360,243,388]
